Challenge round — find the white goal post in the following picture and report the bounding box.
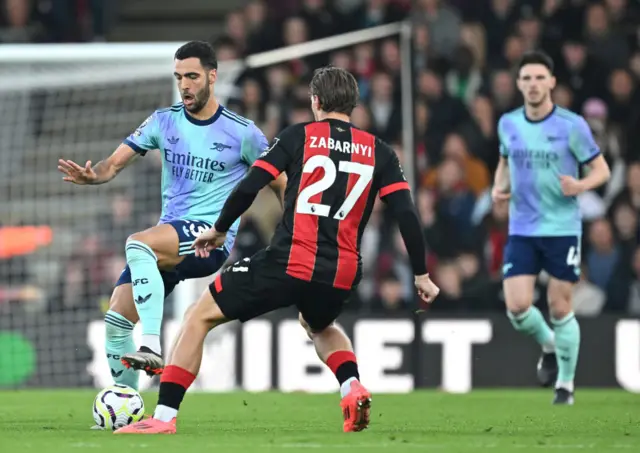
[0,22,414,390]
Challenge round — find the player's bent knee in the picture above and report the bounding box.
[298,312,310,331]
[504,292,534,314]
[125,230,162,256]
[298,314,315,340]
[126,227,182,269]
[126,232,148,246]
[302,320,340,341]
[312,321,337,335]
[503,276,536,314]
[298,312,334,338]
[547,295,572,319]
[505,298,532,315]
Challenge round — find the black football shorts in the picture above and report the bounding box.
[209,248,352,331]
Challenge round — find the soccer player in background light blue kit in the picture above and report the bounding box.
[58,42,284,394]
[492,51,610,405]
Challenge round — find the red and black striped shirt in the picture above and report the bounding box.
[252,119,409,290]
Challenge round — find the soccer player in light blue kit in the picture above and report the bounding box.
[492,51,610,405]
[58,41,283,391]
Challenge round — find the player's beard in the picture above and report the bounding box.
[527,91,549,109]
[185,78,211,114]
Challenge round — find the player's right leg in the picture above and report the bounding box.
[115,281,230,435]
[503,236,556,386]
[96,277,151,429]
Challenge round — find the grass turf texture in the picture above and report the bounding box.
[0,390,638,452]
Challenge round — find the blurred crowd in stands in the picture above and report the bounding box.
[2,0,640,317]
[0,0,109,42]
[212,0,640,316]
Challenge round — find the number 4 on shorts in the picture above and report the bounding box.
[566,245,581,267]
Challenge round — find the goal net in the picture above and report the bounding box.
[0,22,414,391]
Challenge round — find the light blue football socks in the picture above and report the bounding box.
[551,312,581,392]
[507,306,555,352]
[105,310,139,390]
[125,239,165,354]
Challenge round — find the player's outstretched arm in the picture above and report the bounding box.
[58,143,138,185]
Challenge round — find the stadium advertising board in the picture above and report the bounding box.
[3,312,639,392]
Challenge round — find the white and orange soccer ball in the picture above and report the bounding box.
[92,384,145,430]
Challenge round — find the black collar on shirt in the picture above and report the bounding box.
[323,118,356,128]
[523,104,557,124]
[183,104,223,126]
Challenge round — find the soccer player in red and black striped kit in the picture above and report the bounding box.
[116,66,440,435]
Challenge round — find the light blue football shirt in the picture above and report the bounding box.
[123,103,268,251]
[498,105,600,237]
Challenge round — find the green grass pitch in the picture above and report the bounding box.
[0,390,638,452]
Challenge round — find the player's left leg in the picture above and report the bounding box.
[547,277,579,405]
[297,286,370,433]
[544,236,582,405]
[105,283,140,390]
[300,315,359,396]
[299,314,371,432]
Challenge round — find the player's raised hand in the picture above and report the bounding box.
[192,228,227,258]
[491,186,511,203]
[414,274,440,304]
[58,159,97,185]
[559,175,584,196]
